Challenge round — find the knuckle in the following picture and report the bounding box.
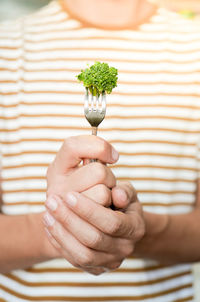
[79,250,94,267]
[135,224,145,241]
[97,139,107,156]
[52,242,62,254]
[62,212,71,227]
[126,223,136,239]
[92,163,107,183]
[84,205,95,221]
[107,213,121,235]
[125,215,145,241]
[63,136,76,152]
[126,182,138,200]
[129,185,138,201]
[98,185,111,206]
[88,231,103,248]
[57,207,70,227]
[117,238,134,258]
[108,261,122,270]
[123,243,134,257]
[86,267,105,276]
[90,269,105,276]
[130,213,146,240]
[109,170,116,187]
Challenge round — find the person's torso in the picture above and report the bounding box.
[0,1,200,301]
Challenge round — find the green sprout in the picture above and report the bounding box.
[76,62,118,97]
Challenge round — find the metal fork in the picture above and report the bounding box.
[84,88,106,162]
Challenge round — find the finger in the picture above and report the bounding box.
[44,227,106,275]
[44,224,113,276]
[82,184,112,207]
[43,210,121,269]
[111,187,129,210]
[112,181,138,210]
[45,195,120,253]
[47,162,116,199]
[50,135,119,174]
[44,227,61,251]
[83,267,106,276]
[44,224,116,275]
[84,261,122,275]
[64,191,136,238]
[67,162,116,191]
[111,182,145,241]
[43,212,91,268]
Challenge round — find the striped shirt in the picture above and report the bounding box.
[0,1,200,301]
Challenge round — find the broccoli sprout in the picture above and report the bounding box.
[77,62,118,96]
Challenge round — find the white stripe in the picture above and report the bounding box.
[12,265,192,283]
[26,19,80,32]
[2,192,46,203]
[139,193,195,204]
[21,38,200,52]
[1,70,196,83]
[2,204,45,215]
[20,59,200,73]
[3,167,47,178]
[143,205,194,214]
[0,273,193,297]
[21,49,200,63]
[117,155,196,167]
[2,81,200,95]
[1,100,200,117]
[26,12,68,25]
[3,154,54,166]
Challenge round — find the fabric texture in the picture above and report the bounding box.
[0,1,200,301]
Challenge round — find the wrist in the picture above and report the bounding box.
[134,211,170,256]
[29,212,60,261]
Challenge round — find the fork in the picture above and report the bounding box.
[84,88,106,162]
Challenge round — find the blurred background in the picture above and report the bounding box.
[0,0,50,21]
[0,0,200,21]
[0,0,200,300]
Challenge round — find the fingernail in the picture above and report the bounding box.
[112,147,119,161]
[46,197,57,211]
[43,212,55,226]
[65,192,77,207]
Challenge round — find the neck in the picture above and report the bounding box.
[62,0,157,30]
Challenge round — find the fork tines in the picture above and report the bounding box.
[84,89,106,128]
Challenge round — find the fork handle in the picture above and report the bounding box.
[92,127,97,136]
[90,127,98,162]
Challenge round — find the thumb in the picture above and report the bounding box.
[111,182,138,210]
[51,135,119,175]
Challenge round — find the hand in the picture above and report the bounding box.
[44,135,119,261]
[46,135,119,207]
[43,182,145,275]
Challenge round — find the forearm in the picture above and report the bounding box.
[134,209,200,264]
[0,212,57,273]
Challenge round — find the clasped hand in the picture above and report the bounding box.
[43,135,145,275]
